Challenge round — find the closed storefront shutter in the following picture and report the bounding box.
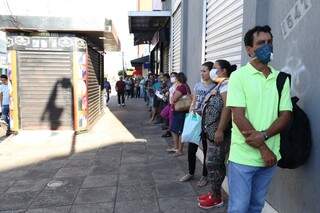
[18,51,73,130]
[87,47,103,127]
[171,4,182,73]
[204,0,244,67]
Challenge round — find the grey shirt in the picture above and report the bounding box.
[193,81,216,113]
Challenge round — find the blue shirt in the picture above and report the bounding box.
[0,84,9,106]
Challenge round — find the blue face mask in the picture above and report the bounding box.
[254,43,273,64]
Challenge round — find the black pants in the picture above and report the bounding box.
[117,92,125,104]
[106,92,110,104]
[136,87,140,98]
[188,138,208,176]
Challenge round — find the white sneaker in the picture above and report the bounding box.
[179,174,194,182]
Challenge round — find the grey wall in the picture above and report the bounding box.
[181,0,204,90]
[162,0,171,11]
[242,1,320,213]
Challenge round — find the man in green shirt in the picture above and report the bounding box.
[226,26,292,213]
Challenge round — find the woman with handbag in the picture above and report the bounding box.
[179,61,216,187]
[197,60,237,209]
[170,72,191,157]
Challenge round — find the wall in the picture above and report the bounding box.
[181,0,204,90]
[242,1,320,212]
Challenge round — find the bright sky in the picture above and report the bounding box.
[0,0,139,78]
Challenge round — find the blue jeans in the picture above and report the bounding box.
[227,161,276,213]
[2,105,10,128]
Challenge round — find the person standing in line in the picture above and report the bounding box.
[179,62,216,187]
[170,72,191,157]
[0,75,10,135]
[104,78,111,106]
[197,60,237,209]
[226,25,292,213]
[115,76,126,107]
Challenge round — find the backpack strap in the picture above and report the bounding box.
[276,72,291,115]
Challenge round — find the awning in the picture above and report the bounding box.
[0,15,121,51]
[131,55,150,66]
[128,11,170,45]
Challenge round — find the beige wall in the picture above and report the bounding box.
[138,0,152,11]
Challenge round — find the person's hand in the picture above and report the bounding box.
[210,90,217,96]
[242,130,265,148]
[259,144,277,167]
[214,129,224,144]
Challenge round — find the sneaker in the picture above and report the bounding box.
[166,148,177,153]
[197,176,208,187]
[179,174,193,182]
[197,192,213,202]
[122,104,125,107]
[173,152,184,157]
[198,196,223,209]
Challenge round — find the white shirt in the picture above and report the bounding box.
[0,84,10,106]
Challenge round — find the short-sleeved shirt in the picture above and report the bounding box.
[116,81,126,93]
[0,84,9,106]
[226,63,292,167]
[104,81,111,91]
[175,84,190,96]
[193,82,216,113]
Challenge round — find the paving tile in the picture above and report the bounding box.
[0,210,25,213]
[0,180,15,194]
[89,165,119,176]
[119,170,154,186]
[115,199,160,213]
[64,159,94,168]
[55,167,89,178]
[152,168,185,183]
[70,203,114,213]
[82,175,118,188]
[74,187,116,204]
[156,181,195,198]
[117,184,156,202]
[29,177,84,208]
[29,188,78,208]
[7,178,50,193]
[0,191,37,211]
[26,206,71,213]
[0,169,29,180]
[22,169,58,180]
[69,152,97,160]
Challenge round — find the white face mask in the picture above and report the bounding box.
[170,77,176,83]
[209,69,218,81]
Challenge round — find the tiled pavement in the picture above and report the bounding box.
[0,96,227,212]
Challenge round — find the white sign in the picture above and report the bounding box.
[281,0,312,39]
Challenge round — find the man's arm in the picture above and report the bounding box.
[231,107,256,133]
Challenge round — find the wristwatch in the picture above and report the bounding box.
[261,131,269,141]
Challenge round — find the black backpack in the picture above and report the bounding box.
[276,72,312,169]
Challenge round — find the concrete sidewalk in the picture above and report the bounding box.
[0,96,227,212]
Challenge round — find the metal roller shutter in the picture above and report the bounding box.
[204,0,244,66]
[17,51,73,130]
[171,4,182,73]
[87,47,102,127]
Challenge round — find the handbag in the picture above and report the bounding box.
[160,104,170,119]
[174,95,192,111]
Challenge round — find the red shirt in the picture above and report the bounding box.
[116,80,126,93]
